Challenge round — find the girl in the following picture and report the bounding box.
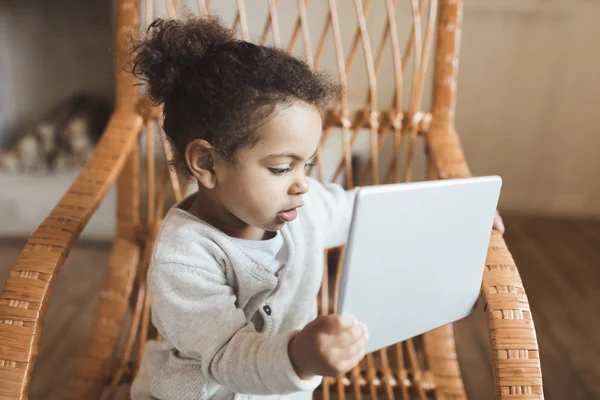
[130,15,367,400]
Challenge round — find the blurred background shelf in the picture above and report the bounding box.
[0,171,116,239]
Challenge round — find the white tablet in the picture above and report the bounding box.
[337,176,502,353]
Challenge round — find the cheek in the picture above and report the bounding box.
[247,176,284,206]
[225,170,283,216]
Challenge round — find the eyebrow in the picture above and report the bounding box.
[266,149,318,161]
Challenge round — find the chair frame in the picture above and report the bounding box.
[0,1,543,399]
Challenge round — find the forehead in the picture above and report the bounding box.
[248,102,322,157]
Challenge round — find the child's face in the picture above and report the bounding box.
[212,102,322,237]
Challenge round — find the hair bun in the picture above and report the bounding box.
[132,15,234,104]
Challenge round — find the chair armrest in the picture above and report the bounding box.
[483,232,544,398]
[0,110,143,399]
[428,123,544,399]
[427,123,471,180]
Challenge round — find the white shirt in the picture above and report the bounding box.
[230,232,288,275]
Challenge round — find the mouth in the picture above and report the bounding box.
[277,204,304,222]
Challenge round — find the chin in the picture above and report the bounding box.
[266,221,285,231]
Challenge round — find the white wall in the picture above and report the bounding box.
[0,171,116,239]
[459,0,600,216]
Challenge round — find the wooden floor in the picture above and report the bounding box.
[0,214,599,399]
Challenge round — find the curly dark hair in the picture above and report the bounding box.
[131,15,341,164]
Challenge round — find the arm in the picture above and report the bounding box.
[148,256,321,395]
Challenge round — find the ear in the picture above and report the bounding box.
[185,139,217,189]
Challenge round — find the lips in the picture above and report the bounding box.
[277,204,303,222]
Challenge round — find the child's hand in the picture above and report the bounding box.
[493,210,505,234]
[288,314,368,379]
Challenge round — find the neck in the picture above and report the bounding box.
[186,185,273,241]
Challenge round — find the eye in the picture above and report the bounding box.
[305,162,316,170]
[269,167,291,175]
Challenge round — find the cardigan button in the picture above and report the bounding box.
[263,305,272,316]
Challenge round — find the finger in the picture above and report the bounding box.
[334,339,366,373]
[493,210,505,234]
[330,321,368,348]
[320,314,356,334]
[331,336,366,362]
[350,336,367,359]
[338,314,357,329]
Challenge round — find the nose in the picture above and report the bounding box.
[289,175,309,196]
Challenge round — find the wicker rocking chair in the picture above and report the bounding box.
[0,0,544,399]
